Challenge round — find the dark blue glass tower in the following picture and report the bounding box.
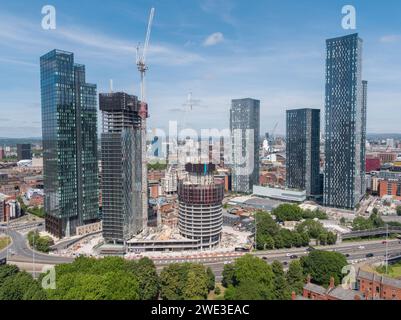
[286,108,320,197]
[40,50,99,238]
[323,34,367,209]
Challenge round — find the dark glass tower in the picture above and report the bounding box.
[100,92,144,244]
[40,50,99,238]
[323,34,367,209]
[230,98,260,193]
[17,144,32,161]
[286,108,320,196]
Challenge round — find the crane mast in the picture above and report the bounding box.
[136,7,155,231]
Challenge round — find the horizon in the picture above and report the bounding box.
[1,0,401,137]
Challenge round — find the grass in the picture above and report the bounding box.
[376,262,401,279]
[208,283,225,300]
[0,236,11,250]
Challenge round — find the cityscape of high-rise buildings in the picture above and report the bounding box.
[2,2,401,303]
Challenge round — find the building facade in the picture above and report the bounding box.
[99,92,145,244]
[40,49,99,238]
[230,98,260,193]
[178,163,224,249]
[286,108,320,196]
[17,144,32,161]
[323,34,367,209]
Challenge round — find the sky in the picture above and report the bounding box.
[0,0,401,138]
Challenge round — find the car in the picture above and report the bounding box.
[382,240,387,244]
[366,253,374,258]
[358,245,365,250]
[345,253,350,257]
[290,255,298,259]
[262,256,268,260]
[282,261,288,266]
[286,253,292,257]
[306,247,315,252]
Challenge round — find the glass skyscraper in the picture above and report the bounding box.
[230,98,260,194]
[99,92,144,244]
[323,34,367,209]
[286,108,320,197]
[40,49,99,238]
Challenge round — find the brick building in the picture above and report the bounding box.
[378,178,401,200]
[298,270,401,300]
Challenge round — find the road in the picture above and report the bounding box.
[0,226,74,265]
[154,240,401,280]
[2,225,401,281]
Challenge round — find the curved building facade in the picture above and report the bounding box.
[178,163,224,249]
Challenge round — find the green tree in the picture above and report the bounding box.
[44,256,142,300]
[223,255,275,300]
[160,263,210,300]
[296,219,325,239]
[222,263,236,288]
[183,264,209,300]
[300,250,347,287]
[0,264,19,283]
[271,261,291,300]
[272,204,303,222]
[286,260,305,295]
[129,257,159,300]
[0,271,46,300]
[255,211,280,249]
[206,267,215,292]
[397,206,401,216]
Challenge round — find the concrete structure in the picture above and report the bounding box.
[99,92,145,244]
[178,163,224,249]
[40,49,99,238]
[323,34,367,209]
[252,185,306,202]
[286,108,320,197]
[230,98,260,193]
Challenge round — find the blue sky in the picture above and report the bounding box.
[0,0,401,137]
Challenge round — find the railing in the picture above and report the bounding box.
[342,227,401,239]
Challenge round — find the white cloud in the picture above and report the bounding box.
[203,32,224,46]
[380,34,401,43]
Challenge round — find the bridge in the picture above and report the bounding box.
[341,227,401,240]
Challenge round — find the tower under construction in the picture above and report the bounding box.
[100,92,147,244]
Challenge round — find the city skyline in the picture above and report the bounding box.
[1,0,401,137]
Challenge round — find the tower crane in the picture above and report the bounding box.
[136,7,155,230]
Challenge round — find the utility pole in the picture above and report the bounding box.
[385,223,389,274]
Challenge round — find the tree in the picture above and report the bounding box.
[27,230,54,253]
[271,261,291,300]
[222,263,236,288]
[255,211,280,249]
[214,286,221,295]
[318,232,327,245]
[0,264,19,283]
[327,232,337,245]
[129,257,159,300]
[396,206,401,216]
[223,255,275,300]
[159,263,211,300]
[0,271,46,300]
[183,264,209,300]
[300,250,347,287]
[272,204,303,222]
[339,217,346,225]
[206,267,215,292]
[279,229,294,248]
[296,219,325,239]
[44,256,142,300]
[286,260,305,295]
